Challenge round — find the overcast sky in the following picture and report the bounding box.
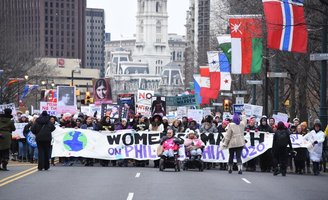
[87,0,190,40]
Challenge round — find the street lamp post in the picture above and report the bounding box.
[71,68,81,86]
[0,70,4,104]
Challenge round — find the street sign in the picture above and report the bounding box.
[221,92,233,97]
[236,97,244,104]
[232,90,248,95]
[267,72,288,78]
[246,80,263,85]
[212,103,223,106]
[310,53,328,61]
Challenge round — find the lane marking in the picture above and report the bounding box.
[127,193,134,200]
[242,178,251,184]
[0,166,37,184]
[135,173,141,178]
[0,169,38,187]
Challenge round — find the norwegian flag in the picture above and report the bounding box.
[262,0,308,53]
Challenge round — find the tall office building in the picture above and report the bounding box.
[85,8,105,76]
[0,0,86,67]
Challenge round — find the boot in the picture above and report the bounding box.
[228,165,233,174]
[313,162,319,175]
[238,165,243,174]
[2,161,9,171]
[273,168,280,176]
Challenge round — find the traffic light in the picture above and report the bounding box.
[223,99,230,112]
[85,91,91,105]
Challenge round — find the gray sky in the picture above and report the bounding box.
[87,0,189,40]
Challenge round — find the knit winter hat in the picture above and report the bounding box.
[232,114,240,125]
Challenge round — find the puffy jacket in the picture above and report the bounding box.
[0,115,16,150]
[222,115,247,149]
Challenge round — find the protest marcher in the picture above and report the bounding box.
[159,128,182,158]
[217,120,229,170]
[184,130,204,160]
[200,115,217,169]
[99,116,115,131]
[0,109,16,171]
[31,111,56,171]
[17,114,29,162]
[23,115,39,163]
[272,121,293,176]
[171,119,183,134]
[149,115,163,168]
[149,115,164,132]
[303,121,325,175]
[221,113,247,174]
[162,116,169,133]
[133,116,149,132]
[115,118,132,167]
[59,113,76,166]
[245,116,258,172]
[294,125,307,174]
[299,121,311,174]
[81,116,99,166]
[258,116,273,172]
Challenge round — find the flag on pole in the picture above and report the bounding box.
[217,35,232,64]
[262,0,308,53]
[229,15,263,74]
[207,51,220,72]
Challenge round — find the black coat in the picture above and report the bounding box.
[272,129,292,152]
[31,116,56,142]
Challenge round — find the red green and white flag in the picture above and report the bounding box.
[229,15,263,74]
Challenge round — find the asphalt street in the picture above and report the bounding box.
[0,162,327,200]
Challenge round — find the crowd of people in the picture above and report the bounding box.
[0,108,327,176]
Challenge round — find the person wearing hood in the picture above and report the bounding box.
[258,116,273,172]
[0,109,16,171]
[303,121,325,175]
[31,111,56,171]
[272,121,293,176]
[221,113,247,174]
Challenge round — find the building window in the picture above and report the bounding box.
[156,2,160,12]
[156,21,161,33]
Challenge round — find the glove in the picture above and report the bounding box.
[173,138,181,144]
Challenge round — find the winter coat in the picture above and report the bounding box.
[222,115,247,149]
[160,136,181,151]
[0,115,16,150]
[31,116,56,142]
[272,129,292,153]
[184,138,204,149]
[81,123,98,130]
[303,130,325,162]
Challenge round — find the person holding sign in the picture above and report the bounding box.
[303,121,325,176]
[221,113,247,175]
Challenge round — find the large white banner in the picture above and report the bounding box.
[51,128,310,163]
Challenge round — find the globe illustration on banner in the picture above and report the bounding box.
[63,131,87,152]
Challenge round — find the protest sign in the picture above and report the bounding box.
[51,128,309,163]
[187,109,203,124]
[177,107,187,119]
[13,123,28,138]
[40,102,57,116]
